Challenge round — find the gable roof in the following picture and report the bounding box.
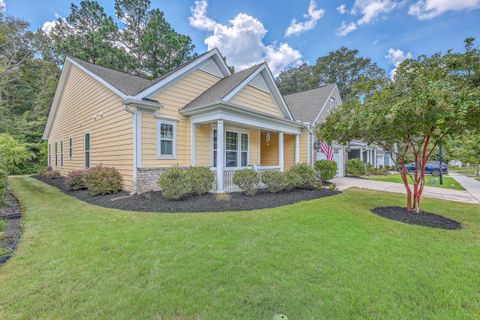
[283,84,337,123]
[182,63,263,112]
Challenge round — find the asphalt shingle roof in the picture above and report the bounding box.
[182,63,264,112]
[283,84,336,122]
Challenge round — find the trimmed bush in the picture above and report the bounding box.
[346,159,366,176]
[261,170,288,193]
[0,169,7,206]
[84,166,123,196]
[233,169,259,196]
[285,163,316,189]
[158,167,190,200]
[187,167,214,195]
[314,160,337,182]
[66,169,89,190]
[43,168,62,179]
[366,166,389,176]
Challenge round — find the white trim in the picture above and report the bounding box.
[84,130,91,168]
[222,65,294,121]
[216,120,225,192]
[134,49,231,99]
[258,129,261,164]
[191,122,196,166]
[60,140,64,167]
[156,118,177,159]
[295,134,300,164]
[68,137,73,160]
[136,111,142,168]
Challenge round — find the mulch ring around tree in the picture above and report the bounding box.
[371,206,462,230]
[33,175,341,213]
[0,192,23,265]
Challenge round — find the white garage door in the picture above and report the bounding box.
[316,147,344,177]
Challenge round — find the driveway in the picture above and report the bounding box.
[333,175,480,205]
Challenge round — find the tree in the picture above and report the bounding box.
[49,0,132,71]
[276,47,387,101]
[450,134,480,176]
[317,39,480,212]
[0,134,34,175]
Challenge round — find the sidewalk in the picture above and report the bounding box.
[448,172,480,203]
[332,176,480,205]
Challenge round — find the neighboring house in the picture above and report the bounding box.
[43,48,344,193]
[347,141,395,168]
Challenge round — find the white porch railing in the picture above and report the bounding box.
[211,166,281,192]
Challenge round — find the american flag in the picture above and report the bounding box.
[320,141,334,161]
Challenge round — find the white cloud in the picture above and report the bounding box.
[337,4,348,14]
[0,0,6,12]
[285,0,325,36]
[386,48,412,78]
[41,13,63,34]
[409,0,480,20]
[189,0,302,76]
[337,0,399,36]
[337,22,357,36]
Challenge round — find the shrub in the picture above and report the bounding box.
[261,170,288,193]
[390,165,397,171]
[328,183,337,191]
[0,134,34,175]
[233,169,259,196]
[187,167,214,195]
[314,160,337,182]
[84,166,123,196]
[285,163,316,189]
[346,159,366,176]
[157,167,190,200]
[43,168,62,179]
[0,169,7,206]
[66,169,89,190]
[366,166,389,176]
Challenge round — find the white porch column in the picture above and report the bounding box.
[295,134,300,164]
[367,149,371,164]
[216,120,225,192]
[360,148,364,161]
[373,148,377,168]
[191,122,196,166]
[279,131,284,171]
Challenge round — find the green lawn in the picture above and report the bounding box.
[367,173,465,190]
[451,167,480,181]
[1,176,480,319]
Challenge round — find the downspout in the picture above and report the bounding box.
[124,104,139,195]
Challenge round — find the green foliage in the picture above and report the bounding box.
[365,166,389,176]
[261,170,288,193]
[43,169,62,179]
[0,169,7,206]
[233,169,259,196]
[314,160,337,182]
[277,47,387,101]
[66,169,89,190]
[157,167,190,200]
[284,163,316,189]
[0,134,34,175]
[346,159,366,176]
[84,166,123,196]
[186,167,214,195]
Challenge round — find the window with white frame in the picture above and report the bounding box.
[212,129,217,167]
[55,142,58,167]
[212,129,249,168]
[84,133,91,168]
[241,133,248,167]
[225,131,238,167]
[69,138,73,159]
[157,119,176,158]
[60,141,64,167]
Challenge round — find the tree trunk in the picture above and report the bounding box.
[400,160,413,211]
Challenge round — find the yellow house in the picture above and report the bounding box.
[43,48,343,193]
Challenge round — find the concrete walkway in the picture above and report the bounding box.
[448,172,480,203]
[332,176,480,205]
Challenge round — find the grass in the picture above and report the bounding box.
[451,167,480,181]
[1,176,480,319]
[367,173,465,190]
[0,218,9,258]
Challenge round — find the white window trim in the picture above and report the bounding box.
[60,140,64,167]
[211,125,249,169]
[54,142,58,167]
[84,131,91,168]
[157,119,177,159]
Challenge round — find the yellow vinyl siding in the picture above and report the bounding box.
[230,85,284,117]
[299,129,309,163]
[249,129,260,166]
[260,131,279,166]
[195,123,212,167]
[141,69,221,167]
[48,65,134,190]
[284,134,295,169]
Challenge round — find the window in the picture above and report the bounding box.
[84,133,91,168]
[157,120,176,158]
[212,129,217,167]
[225,131,238,167]
[241,133,248,167]
[69,138,73,159]
[55,142,58,167]
[60,141,64,167]
[48,144,51,167]
[328,97,335,109]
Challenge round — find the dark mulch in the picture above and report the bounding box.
[371,206,462,230]
[33,175,341,213]
[1,192,22,265]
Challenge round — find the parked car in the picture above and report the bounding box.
[405,161,448,176]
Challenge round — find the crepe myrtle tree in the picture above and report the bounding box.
[317,39,480,212]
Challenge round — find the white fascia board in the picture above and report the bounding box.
[133,49,231,100]
[190,107,302,135]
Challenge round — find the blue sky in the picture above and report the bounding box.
[3,0,480,76]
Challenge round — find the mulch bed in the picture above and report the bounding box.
[0,192,22,265]
[33,175,341,213]
[371,206,462,230]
